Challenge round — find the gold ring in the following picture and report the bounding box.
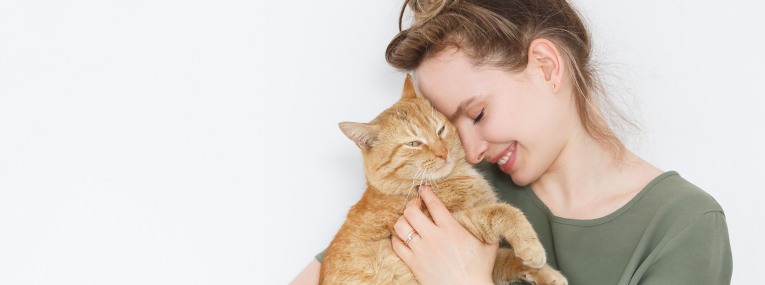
[404,230,419,246]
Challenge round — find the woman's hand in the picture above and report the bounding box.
[392,185,498,285]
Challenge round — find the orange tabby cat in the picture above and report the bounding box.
[319,75,567,285]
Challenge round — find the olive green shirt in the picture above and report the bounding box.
[316,162,732,284]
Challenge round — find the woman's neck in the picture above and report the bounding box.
[529,132,663,220]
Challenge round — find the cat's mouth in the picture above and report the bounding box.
[428,158,455,180]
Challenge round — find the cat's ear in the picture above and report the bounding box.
[339,122,378,149]
[401,74,418,100]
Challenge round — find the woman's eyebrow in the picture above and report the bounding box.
[449,95,480,121]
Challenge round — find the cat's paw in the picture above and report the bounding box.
[521,265,568,285]
[512,238,547,269]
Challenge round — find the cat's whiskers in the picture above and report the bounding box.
[418,167,433,207]
[428,173,438,204]
[404,169,420,204]
[429,172,443,195]
[418,168,427,195]
[402,169,423,212]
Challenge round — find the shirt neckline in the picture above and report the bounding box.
[525,171,679,227]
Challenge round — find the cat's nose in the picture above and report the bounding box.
[436,147,448,160]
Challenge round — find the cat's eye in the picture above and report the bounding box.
[437,125,445,136]
[407,141,422,147]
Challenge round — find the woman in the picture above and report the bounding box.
[291,0,732,284]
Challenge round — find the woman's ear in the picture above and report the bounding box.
[526,38,564,93]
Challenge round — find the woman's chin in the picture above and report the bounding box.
[506,168,539,187]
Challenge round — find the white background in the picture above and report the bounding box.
[0,0,762,284]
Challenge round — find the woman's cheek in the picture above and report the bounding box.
[483,116,514,142]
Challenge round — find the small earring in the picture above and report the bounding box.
[551,84,555,89]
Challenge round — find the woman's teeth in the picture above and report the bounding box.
[497,151,512,166]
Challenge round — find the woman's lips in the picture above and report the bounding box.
[498,149,516,173]
[489,142,517,164]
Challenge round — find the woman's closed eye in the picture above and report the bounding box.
[473,109,484,124]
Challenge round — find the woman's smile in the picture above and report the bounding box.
[489,142,517,164]
[495,142,518,173]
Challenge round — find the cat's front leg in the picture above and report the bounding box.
[492,248,567,285]
[491,248,526,285]
[451,203,547,269]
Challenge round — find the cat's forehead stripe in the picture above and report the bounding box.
[379,99,448,140]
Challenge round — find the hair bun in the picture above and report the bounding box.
[401,0,455,30]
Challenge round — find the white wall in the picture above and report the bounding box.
[0,0,762,284]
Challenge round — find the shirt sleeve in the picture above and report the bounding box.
[638,211,732,285]
[315,248,327,263]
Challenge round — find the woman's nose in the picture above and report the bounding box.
[458,130,487,164]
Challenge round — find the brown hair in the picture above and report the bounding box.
[386,0,633,159]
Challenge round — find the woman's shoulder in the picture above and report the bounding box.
[627,172,732,284]
[631,171,727,240]
[642,171,725,216]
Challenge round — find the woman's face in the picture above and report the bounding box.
[415,48,577,186]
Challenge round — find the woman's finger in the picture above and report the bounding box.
[394,215,424,247]
[391,234,415,265]
[393,215,415,240]
[418,185,455,227]
[403,197,437,235]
